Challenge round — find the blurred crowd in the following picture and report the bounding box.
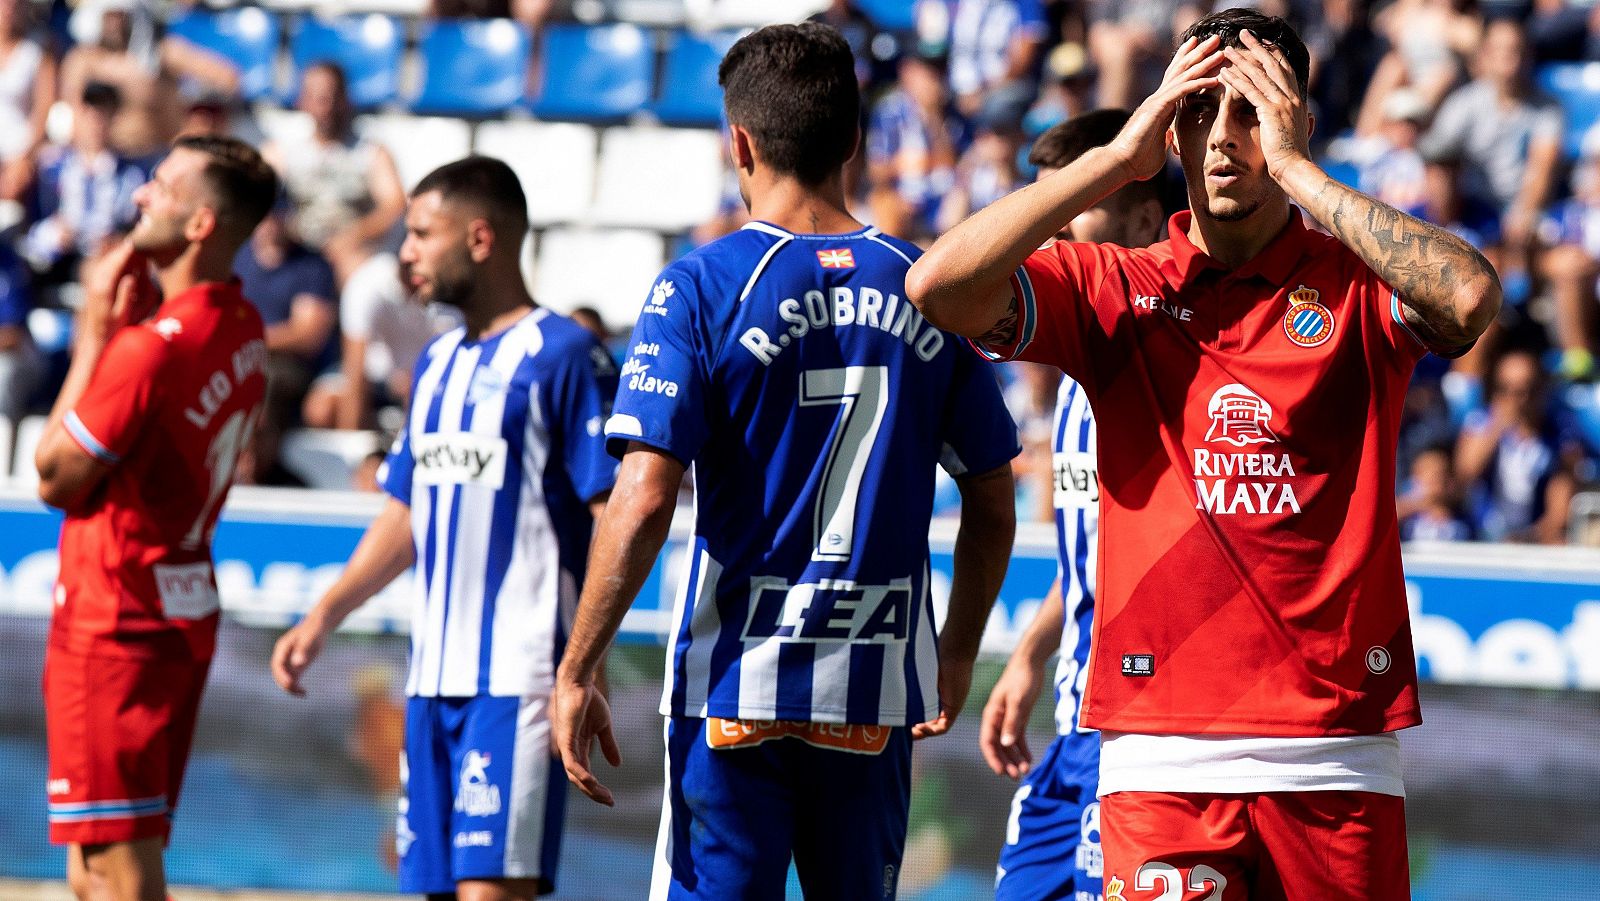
[0,0,1597,544]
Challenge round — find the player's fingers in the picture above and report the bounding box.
[110,274,137,321]
[1239,29,1298,96]
[566,754,614,807]
[1165,34,1219,81]
[912,713,952,740]
[597,723,623,768]
[1221,49,1280,103]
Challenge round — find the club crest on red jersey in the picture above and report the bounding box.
[1283,285,1334,347]
[1204,383,1278,447]
[816,248,855,269]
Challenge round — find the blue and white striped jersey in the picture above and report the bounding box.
[607,221,1020,726]
[1051,376,1099,745]
[381,308,618,698]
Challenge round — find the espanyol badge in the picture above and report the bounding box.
[1283,285,1333,348]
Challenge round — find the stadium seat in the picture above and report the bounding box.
[473,120,598,226]
[854,0,915,30]
[591,126,723,230]
[280,428,385,490]
[605,0,689,26]
[1536,62,1600,159]
[165,7,280,102]
[530,24,653,122]
[687,0,827,29]
[411,19,532,117]
[358,113,472,190]
[533,227,665,328]
[287,14,404,109]
[11,415,44,487]
[651,30,738,127]
[252,106,314,149]
[0,416,13,484]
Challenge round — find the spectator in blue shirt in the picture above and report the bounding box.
[936,0,1048,121]
[0,240,40,421]
[22,81,144,284]
[234,202,338,432]
[1457,350,1585,543]
[1399,446,1475,542]
[867,49,969,241]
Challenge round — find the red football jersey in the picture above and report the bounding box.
[53,281,266,661]
[979,211,1428,737]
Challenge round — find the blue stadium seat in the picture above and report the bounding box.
[531,24,653,122]
[1537,62,1600,159]
[650,30,737,127]
[411,19,531,117]
[287,15,404,109]
[166,7,280,102]
[855,0,916,30]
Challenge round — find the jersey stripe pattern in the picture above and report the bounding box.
[607,222,1020,726]
[381,308,617,698]
[1051,377,1098,745]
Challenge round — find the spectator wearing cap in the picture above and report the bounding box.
[22,82,145,285]
[1024,41,1096,135]
[1456,350,1587,543]
[1420,20,1562,296]
[866,48,969,242]
[1355,88,1430,222]
[935,0,1049,123]
[60,0,239,158]
[235,201,339,434]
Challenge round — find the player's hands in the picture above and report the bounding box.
[271,617,330,697]
[551,676,622,806]
[979,656,1045,779]
[1219,30,1312,182]
[913,654,975,740]
[1107,34,1225,182]
[78,239,156,345]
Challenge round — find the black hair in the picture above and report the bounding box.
[1029,109,1159,206]
[172,134,278,238]
[1179,8,1311,99]
[302,59,349,97]
[718,22,859,186]
[81,80,121,113]
[413,155,530,244]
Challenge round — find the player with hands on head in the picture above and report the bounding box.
[551,21,1019,900]
[981,108,1165,901]
[910,8,1500,900]
[35,135,278,901]
[271,156,617,901]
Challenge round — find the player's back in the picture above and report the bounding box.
[608,222,1018,726]
[56,281,267,659]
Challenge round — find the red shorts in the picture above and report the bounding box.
[1100,790,1409,900]
[42,646,211,846]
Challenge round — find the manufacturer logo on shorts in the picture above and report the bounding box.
[1366,645,1392,674]
[1121,654,1155,677]
[881,864,895,897]
[1283,286,1334,348]
[455,750,502,817]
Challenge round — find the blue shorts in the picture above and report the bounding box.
[651,716,913,900]
[398,694,566,894]
[995,734,1103,901]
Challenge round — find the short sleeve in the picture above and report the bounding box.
[1530,101,1564,147]
[299,253,337,305]
[1364,265,1458,363]
[378,427,414,505]
[969,240,1107,383]
[605,272,712,464]
[544,332,620,503]
[66,327,168,465]
[939,348,1022,478]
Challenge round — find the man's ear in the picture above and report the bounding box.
[729,123,757,174]
[185,206,217,243]
[1307,110,1316,140]
[466,217,495,263]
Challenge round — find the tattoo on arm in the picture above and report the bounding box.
[976,292,1019,349]
[1308,176,1498,350]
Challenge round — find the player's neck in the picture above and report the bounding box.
[154,242,236,299]
[746,173,860,236]
[1185,197,1294,269]
[460,281,536,342]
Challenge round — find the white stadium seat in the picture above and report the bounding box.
[591,126,724,231]
[0,416,13,484]
[686,0,826,29]
[533,227,664,328]
[251,107,313,149]
[280,428,386,490]
[11,415,45,487]
[357,113,474,191]
[473,120,598,226]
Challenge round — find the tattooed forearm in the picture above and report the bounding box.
[1300,172,1501,350]
[975,292,1020,349]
